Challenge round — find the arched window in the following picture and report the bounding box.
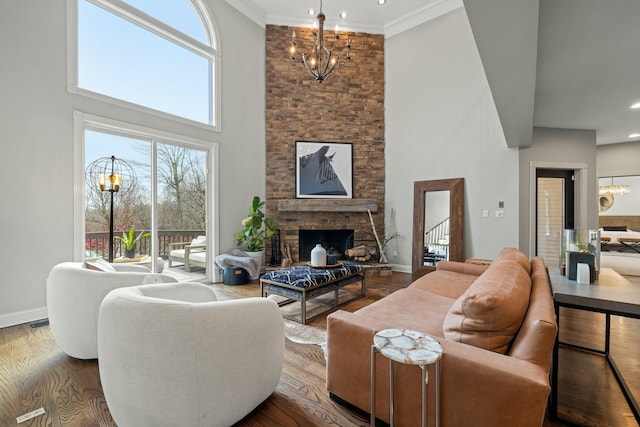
[71,0,219,128]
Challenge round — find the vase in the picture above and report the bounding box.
[311,244,327,267]
[125,248,136,259]
[245,250,265,273]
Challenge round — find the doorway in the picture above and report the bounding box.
[536,169,575,269]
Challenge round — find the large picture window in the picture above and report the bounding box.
[75,113,218,281]
[72,0,219,128]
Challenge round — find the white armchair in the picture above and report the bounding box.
[46,261,177,359]
[97,282,284,427]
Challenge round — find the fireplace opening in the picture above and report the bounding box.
[298,229,354,261]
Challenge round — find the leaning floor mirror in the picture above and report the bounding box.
[412,178,464,275]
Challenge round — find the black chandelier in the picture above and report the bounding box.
[289,0,351,83]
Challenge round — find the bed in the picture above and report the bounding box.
[599,216,640,248]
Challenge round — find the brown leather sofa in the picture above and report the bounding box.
[326,248,557,427]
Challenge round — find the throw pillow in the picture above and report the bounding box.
[603,226,627,231]
[443,259,532,354]
[84,258,116,272]
[190,235,206,246]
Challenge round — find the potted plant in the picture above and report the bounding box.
[234,196,279,265]
[115,227,151,259]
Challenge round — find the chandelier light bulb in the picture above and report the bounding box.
[378,0,386,5]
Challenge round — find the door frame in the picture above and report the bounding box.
[528,161,588,258]
[73,111,219,282]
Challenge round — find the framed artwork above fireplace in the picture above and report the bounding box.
[296,141,353,199]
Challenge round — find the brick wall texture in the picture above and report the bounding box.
[265,24,385,262]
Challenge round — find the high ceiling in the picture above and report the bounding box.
[224,0,640,146]
[224,0,462,37]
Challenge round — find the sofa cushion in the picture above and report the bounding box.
[408,270,478,299]
[353,288,456,339]
[494,247,531,275]
[443,259,532,354]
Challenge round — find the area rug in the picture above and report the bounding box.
[272,288,392,361]
[267,288,361,323]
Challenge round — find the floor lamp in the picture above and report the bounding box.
[86,156,135,262]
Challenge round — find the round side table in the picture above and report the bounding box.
[370,328,442,427]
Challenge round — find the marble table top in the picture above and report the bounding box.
[373,328,442,365]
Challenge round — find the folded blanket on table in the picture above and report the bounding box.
[215,249,261,280]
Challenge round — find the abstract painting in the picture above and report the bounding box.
[296,141,353,198]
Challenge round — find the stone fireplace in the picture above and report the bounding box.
[264,25,385,266]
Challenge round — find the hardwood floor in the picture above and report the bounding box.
[0,272,638,426]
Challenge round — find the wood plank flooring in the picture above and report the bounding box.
[0,272,638,426]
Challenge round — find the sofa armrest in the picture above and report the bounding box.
[436,260,488,276]
[111,263,151,273]
[438,340,550,427]
[169,241,190,250]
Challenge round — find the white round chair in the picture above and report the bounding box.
[97,282,284,427]
[46,261,177,359]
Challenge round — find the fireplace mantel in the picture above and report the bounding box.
[278,199,378,213]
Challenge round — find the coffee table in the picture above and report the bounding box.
[260,263,365,324]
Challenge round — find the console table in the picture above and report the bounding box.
[549,268,640,423]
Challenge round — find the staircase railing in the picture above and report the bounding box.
[425,218,449,246]
[423,217,449,265]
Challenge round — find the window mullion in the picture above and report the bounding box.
[87,0,216,59]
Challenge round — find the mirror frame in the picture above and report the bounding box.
[412,178,464,275]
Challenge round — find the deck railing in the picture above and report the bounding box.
[85,230,206,259]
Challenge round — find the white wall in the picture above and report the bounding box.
[518,127,598,256]
[385,7,520,271]
[598,176,640,216]
[597,140,640,177]
[0,0,265,327]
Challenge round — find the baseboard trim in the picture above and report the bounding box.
[390,263,412,273]
[0,307,48,329]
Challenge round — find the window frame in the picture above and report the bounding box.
[67,0,221,131]
[73,111,220,282]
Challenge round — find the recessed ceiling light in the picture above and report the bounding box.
[631,102,640,109]
[339,11,347,19]
[629,133,640,138]
[378,0,386,5]
[307,9,315,15]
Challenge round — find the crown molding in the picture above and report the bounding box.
[225,0,463,36]
[384,0,463,38]
[267,14,384,34]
